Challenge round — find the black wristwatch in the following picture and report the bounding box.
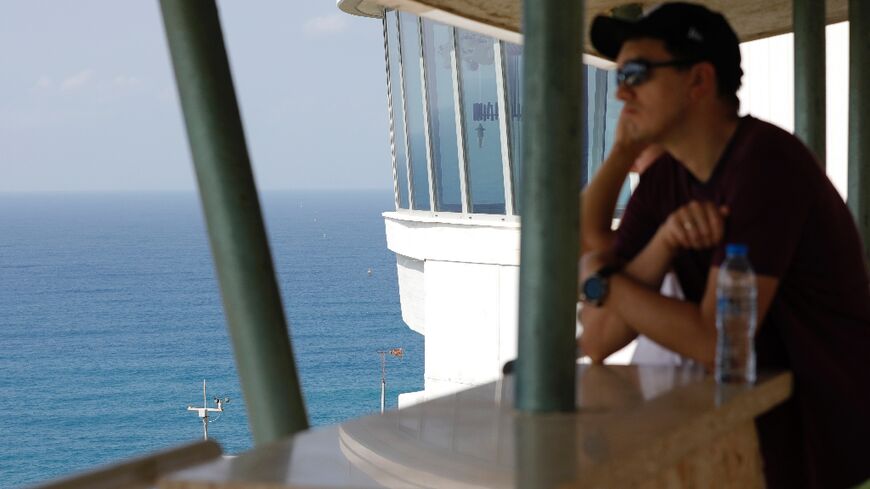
[580,264,621,306]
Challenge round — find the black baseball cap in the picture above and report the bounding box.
[590,2,742,95]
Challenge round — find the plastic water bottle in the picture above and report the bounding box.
[715,243,757,384]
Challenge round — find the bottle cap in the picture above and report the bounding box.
[725,243,748,256]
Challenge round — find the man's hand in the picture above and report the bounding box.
[613,109,645,153]
[612,108,661,162]
[658,201,729,251]
[610,109,666,176]
[581,109,668,253]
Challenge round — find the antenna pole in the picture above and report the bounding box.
[377,348,403,414]
[187,379,227,441]
[202,380,208,440]
[380,352,386,413]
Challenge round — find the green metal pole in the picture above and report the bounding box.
[159,0,309,444]
[515,412,579,488]
[515,0,584,412]
[794,0,826,167]
[849,0,870,259]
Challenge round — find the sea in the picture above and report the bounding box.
[0,190,424,488]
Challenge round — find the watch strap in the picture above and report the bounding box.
[596,264,621,278]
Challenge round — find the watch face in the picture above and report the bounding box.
[583,276,605,301]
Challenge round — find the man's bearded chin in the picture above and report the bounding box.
[625,119,655,146]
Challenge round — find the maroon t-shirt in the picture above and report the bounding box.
[614,116,870,489]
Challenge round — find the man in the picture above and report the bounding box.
[578,3,870,488]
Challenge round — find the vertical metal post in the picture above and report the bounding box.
[515,0,583,411]
[794,0,826,167]
[849,0,870,258]
[397,13,416,209]
[159,0,309,445]
[382,13,401,211]
[380,352,387,413]
[202,380,209,441]
[418,17,438,212]
[494,40,516,216]
[452,28,472,214]
[515,411,579,488]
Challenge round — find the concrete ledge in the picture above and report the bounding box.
[159,365,792,489]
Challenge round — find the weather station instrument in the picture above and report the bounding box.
[186,379,230,440]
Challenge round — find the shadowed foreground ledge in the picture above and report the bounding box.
[158,365,792,489]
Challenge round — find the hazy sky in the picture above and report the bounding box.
[0,1,392,192]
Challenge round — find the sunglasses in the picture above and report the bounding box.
[616,59,700,87]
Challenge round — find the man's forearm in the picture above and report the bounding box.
[581,144,637,251]
[578,232,674,363]
[623,229,676,288]
[605,273,716,366]
[578,305,637,363]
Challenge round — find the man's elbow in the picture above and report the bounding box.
[586,349,609,365]
[700,338,716,370]
[578,335,609,364]
[690,324,717,369]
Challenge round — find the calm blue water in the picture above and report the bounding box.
[0,190,423,488]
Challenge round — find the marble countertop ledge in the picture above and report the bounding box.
[159,364,793,489]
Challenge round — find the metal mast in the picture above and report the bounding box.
[377,348,404,413]
[187,380,228,440]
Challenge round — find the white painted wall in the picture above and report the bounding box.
[386,212,521,406]
[396,255,425,334]
[738,22,849,198]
